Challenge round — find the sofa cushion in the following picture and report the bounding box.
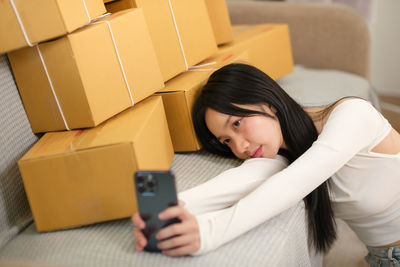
[0,55,37,250]
[278,65,378,107]
[0,151,313,267]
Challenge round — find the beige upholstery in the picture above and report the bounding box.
[227,1,371,80]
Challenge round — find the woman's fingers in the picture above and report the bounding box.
[131,213,145,229]
[156,217,198,240]
[158,205,189,221]
[133,229,147,251]
[133,204,200,256]
[132,213,148,251]
[157,233,199,251]
[156,205,200,256]
[156,213,199,240]
[162,242,200,257]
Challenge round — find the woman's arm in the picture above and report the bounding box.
[193,99,389,255]
[178,156,288,215]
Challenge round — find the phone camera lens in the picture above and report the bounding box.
[147,180,156,188]
[137,183,146,193]
[137,176,145,183]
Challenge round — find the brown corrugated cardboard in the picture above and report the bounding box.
[8,9,164,133]
[217,24,294,80]
[105,0,217,81]
[157,51,249,152]
[18,96,174,232]
[204,0,234,45]
[0,0,106,54]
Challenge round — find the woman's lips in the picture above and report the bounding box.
[250,146,263,158]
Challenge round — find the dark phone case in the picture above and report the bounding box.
[134,171,180,252]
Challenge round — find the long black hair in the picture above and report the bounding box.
[192,63,336,253]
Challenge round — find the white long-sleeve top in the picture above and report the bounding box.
[179,98,400,255]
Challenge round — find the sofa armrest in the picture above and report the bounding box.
[227,1,370,80]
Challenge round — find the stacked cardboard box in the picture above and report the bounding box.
[19,96,174,231]
[105,0,218,81]
[204,0,234,45]
[217,24,294,81]
[8,9,164,133]
[0,0,106,54]
[6,0,294,231]
[5,3,189,231]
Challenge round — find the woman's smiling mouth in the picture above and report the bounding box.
[250,146,263,158]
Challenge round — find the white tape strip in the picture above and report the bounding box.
[167,0,189,70]
[81,0,91,23]
[93,20,134,106]
[9,0,34,46]
[189,62,217,69]
[36,45,70,130]
[91,13,111,23]
[188,68,217,72]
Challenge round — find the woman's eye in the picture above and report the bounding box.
[233,120,241,128]
[223,139,231,145]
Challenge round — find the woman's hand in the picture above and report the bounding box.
[132,213,147,251]
[132,202,201,256]
[156,202,200,256]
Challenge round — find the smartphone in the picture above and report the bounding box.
[134,170,181,252]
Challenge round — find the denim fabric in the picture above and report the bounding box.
[365,245,400,267]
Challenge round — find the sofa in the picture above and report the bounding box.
[0,1,375,266]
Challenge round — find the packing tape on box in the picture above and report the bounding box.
[188,68,217,72]
[81,0,92,24]
[168,0,188,70]
[9,0,92,47]
[188,61,217,72]
[36,45,71,130]
[188,53,238,72]
[93,20,135,107]
[189,62,216,69]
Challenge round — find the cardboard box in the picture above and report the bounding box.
[204,0,234,45]
[157,51,249,152]
[105,0,217,81]
[8,9,164,133]
[18,96,174,232]
[0,0,106,54]
[217,24,294,80]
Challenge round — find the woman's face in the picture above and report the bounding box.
[205,104,287,160]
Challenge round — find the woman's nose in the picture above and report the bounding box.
[232,138,250,156]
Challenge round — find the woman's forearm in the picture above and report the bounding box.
[178,156,288,215]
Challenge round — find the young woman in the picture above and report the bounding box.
[133,64,400,266]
